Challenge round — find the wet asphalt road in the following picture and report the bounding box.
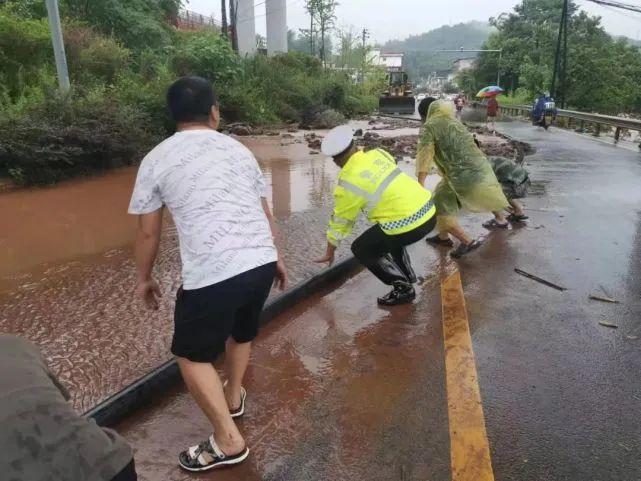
[117,121,641,481]
[473,122,641,481]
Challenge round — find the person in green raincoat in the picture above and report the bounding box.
[415,98,509,258]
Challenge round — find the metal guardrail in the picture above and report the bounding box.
[175,9,221,29]
[496,104,641,144]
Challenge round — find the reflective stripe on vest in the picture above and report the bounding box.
[328,227,347,241]
[379,199,435,231]
[337,167,402,211]
[331,215,354,227]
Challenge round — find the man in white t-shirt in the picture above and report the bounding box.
[128,76,287,472]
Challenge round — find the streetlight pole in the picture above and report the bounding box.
[45,0,70,93]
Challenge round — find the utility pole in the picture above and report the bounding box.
[221,0,228,39]
[45,0,70,93]
[560,0,569,108]
[550,0,568,105]
[309,2,315,56]
[360,28,369,84]
[230,0,239,52]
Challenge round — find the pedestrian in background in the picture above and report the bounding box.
[0,335,138,481]
[486,96,499,132]
[129,76,287,472]
[454,94,465,119]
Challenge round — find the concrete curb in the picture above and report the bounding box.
[84,256,360,427]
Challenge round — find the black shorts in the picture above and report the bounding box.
[171,262,277,362]
[111,459,136,481]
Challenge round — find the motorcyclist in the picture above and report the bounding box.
[532,92,557,130]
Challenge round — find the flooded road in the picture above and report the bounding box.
[116,120,641,481]
[0,127,411,411]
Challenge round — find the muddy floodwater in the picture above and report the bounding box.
[0,130,371,411]
[0,119,449,412]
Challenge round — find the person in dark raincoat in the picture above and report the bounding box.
[484,156,530,226]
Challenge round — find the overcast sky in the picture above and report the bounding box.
[185,0,641,43]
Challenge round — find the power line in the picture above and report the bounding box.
[583,1,641,22]
[582,0,641,14]
[236,0,303,25]
[237,1,268,18]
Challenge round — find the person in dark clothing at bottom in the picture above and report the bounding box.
[315,125,437,306]
[349,220,435,303]
[0,335,137,481]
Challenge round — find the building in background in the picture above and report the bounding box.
[453,58,476,74]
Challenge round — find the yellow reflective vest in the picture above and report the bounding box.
[327,148,436,246]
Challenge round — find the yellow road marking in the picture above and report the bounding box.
[441,270,495,481]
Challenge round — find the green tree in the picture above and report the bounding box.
[455,68,481,95]
[287,29,305,52]
[0,6,52,97]
[305,0,337,65]
[171,31,240,84]
[59,0,181,50]
[335,25,355,68]
[471,0,641,113]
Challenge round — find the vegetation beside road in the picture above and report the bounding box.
[0,1,381,185]
[457,0,641,114]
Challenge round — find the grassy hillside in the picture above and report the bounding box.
[617,35,641,48]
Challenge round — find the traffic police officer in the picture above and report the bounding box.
[315,125,436,305]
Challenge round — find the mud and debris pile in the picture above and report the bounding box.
[304,133,322,153]
[223,123,280,136]
[299,121,533,163]
[300,106,346,130]
[469,126,535,162]
[367,116,422,130]
[357,133,417,161]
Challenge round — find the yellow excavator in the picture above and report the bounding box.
[379,69,416,115]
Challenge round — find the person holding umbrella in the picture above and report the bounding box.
[477,86,503,132]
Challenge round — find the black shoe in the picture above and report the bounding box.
[507,213,529,222]
[426,235,454,247]
[377,282,416,306]
[450,239,483,259]
[482,218,509,229]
